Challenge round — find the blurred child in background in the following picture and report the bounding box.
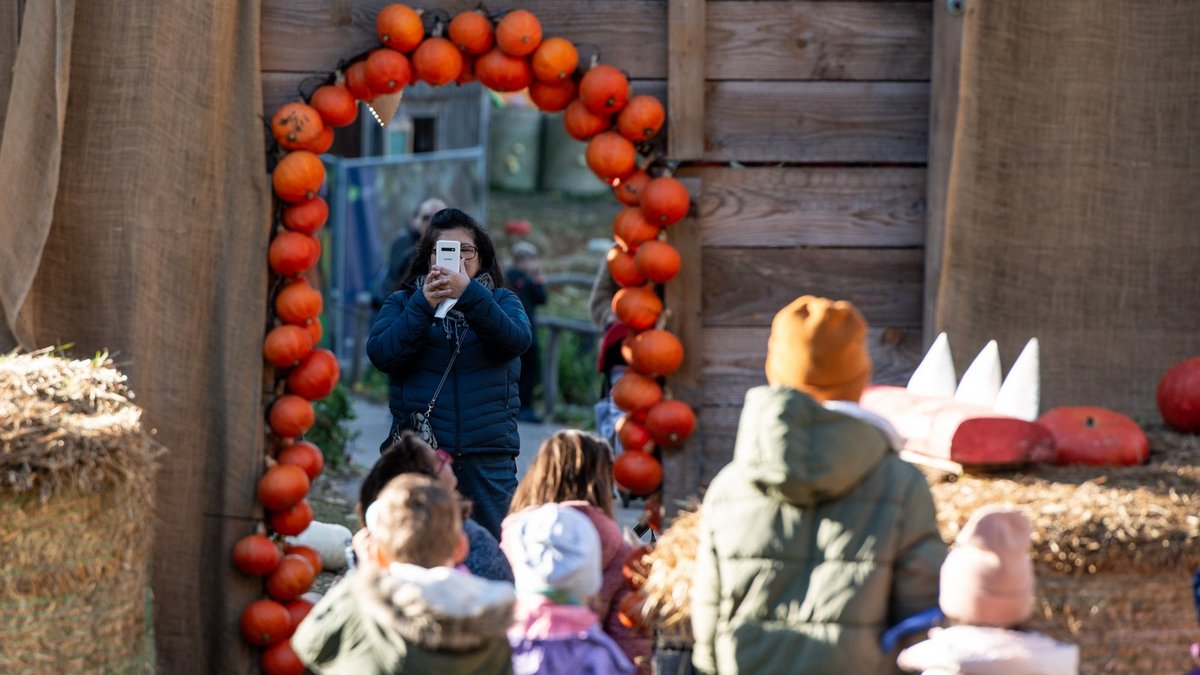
[505,241,547,422]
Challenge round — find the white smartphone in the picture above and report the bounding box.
[435,240,461,273]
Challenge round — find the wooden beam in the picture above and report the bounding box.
[667,0,705,160]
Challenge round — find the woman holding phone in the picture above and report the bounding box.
[367,207,532,538]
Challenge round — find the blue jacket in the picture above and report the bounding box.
[367,278,532,458]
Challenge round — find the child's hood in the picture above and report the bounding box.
[353,563,516,652]
[897,625,1079,675]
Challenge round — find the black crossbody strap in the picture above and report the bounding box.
[425,329,463,415]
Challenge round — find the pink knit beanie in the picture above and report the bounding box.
[939,505,1036,627]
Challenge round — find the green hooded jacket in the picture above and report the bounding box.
[691,386,946,674]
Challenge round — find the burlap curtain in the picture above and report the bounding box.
[936,0,1200,417]
[0,2,267,672]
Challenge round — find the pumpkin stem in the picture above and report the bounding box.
[1085,415,1096,428]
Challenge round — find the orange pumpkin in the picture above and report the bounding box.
[305,127,334,154]
[376,3,425,52]
[644,399,696,446]
[286,348,340,400]
[269,499,314,537]
[309,84,358,128]
[286,598,315,632]
[1157,357,1200,432]
[1038,406,1149,466]
[641,176,690,226]
[529,78,576,113]
[621,543,654,590]
[579,64,629,116]
[563,100,611,141]
[616,95,665,143]
[269,231,322,278]
[612,285,662,331]
[266,553,316,602]
[271,102,325,151]
[344,61,374,101]
[263,324,315,368]
[616,415,653,453]
[495,9,542,57]
[586,131,637,185]
[448,10,494,55]
[281,196,329,235]
[412,37,463,86]
[232,534,282,577]
[305,316,323,345]
[261,642,306,675]
[240,599,292,647]
[616,591,648,631]
[629,329,684,377]
[613,451,662,496]
[284,545,324,578]
[531,37,578,82]
[475,47,533,92]
[272,151,326,203]
[632,239,681,283]
[365,48,411,94]
[277,440,325,481]
[455,55,478,84]
[606,245,647,288]
[613,169,650,206]
[642,493,663,533]
[613,207,659,252]
[611,370,663,417]
[274,281,323,325]
[269,394,315,438]
[258,464,311,511]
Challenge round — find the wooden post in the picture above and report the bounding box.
[668,0,705,160]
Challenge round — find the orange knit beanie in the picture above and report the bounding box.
[764,295,871,403]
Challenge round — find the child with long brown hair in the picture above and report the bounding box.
[506,430,651,673]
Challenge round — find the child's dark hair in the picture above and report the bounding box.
[358,431,440,525]
[399,207,506,289]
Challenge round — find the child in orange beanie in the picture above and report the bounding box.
[898,505,1079,674]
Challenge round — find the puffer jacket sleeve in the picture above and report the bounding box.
[366,288,435,373]
[887,467,948,626]
[454,280,532,360]
[690,504,720,674]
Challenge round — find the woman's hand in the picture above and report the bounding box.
[422,266,455,306]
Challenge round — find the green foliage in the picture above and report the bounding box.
[308,383,359,469]
[546,327,601,429]
[354,365,390,402]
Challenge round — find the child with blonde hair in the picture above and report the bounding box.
[292,474,516,674]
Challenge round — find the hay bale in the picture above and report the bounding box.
[0,350,162,673]
[926,427,1200,673]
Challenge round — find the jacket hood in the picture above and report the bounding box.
[352,563,516,652]
[732,386,890,507]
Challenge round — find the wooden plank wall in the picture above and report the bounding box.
[260,0,933,504]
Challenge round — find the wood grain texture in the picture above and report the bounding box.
[704,81,930,162]
[668,0,705,159]
[695,167,926,247]
[702,247,924,327]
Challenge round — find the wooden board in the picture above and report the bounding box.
[261,1,931,82]
[701,247,924,327]
[705,81,929,163]
[695,167,926,248]
[668,0,705,160]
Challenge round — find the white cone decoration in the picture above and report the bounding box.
[907,332,958,398]
[954,340,1001,408]
[366,91,404,127]
[994,338,1040,421]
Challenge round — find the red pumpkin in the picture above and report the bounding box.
[645,399,696,446]
[531,36,578,81]
[611,371,663,419]
[529,78,576,113]
[286,598,315,632]
[475,47,533,92]
[613,450,662,495]
[272,151,326,203]
[616,591,647,631]
[232,534,282,577]
[1038,406,1149,466]
[495,9,542,57]
[586,131,636,185]
[269,231,322,278]
[616,95,665,143]
[277,441,325,481]
[309,84,358,128]
[263,324,315,368]
[629,329,684,377]
[616,415,653,452]
[606,246,646,288]
[376,3,425,52]
[613,169,650,206]
[344,61,374,101]
[365,48,411,94]
[448,10,494,55]
[269,500,315,537]
[266,553,317,602]
[621,543,654,590]
[275,281,323,326]
[579,64,629,116]
[271,102,325,151]
[258,464,311,511]
[563,100,611,141]
[284,545,324,578]
[642,493,663,533]
[281,196,329,235]
[305,127,334,154]
[240,599,292,647]
[412,37,463,86]
[611,286,662,331]
[269,394,316,438]
[1157,357,1200,432]
[286,348,340,400]
[633,239,681,283]
[612,207,659,252]
[261,641,306,675]
[641,176,690,226]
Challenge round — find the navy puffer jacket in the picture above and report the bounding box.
[366,278,532,457]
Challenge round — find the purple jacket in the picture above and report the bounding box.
[509,597,634,674]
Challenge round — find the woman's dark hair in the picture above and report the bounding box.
[398,208,507,289]
[357,431,471,523]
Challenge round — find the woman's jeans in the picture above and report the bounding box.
[451,453,518,540]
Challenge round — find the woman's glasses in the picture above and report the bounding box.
[459,245,478,261]
[434,448,454,474]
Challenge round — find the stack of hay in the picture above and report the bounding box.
[926,428,1200,673]
[0,350,162,672]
